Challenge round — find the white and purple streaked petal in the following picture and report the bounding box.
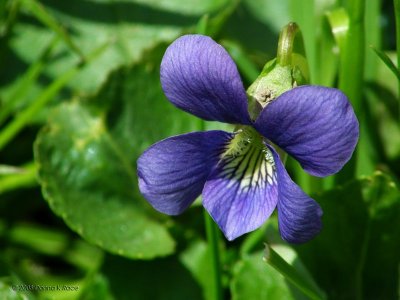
[254,86,359,177]
[137,131,233,215]
[160,34,251,125]
[269,146,323,244]
[202,128,278,241]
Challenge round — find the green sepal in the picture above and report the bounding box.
[247,63,292,113]
[246,22,310,120]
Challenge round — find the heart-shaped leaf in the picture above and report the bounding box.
[34,45,202,259]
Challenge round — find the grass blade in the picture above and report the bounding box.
[264,244,326,300]
[20,0,84,60]
[371,47,400,81]
[0,41,109,151]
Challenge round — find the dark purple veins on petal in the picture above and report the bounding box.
[137,130,233,215]
[255,85,359,177]
[203,130,278,240]
[269,145,323,244]
[160,34,251,125]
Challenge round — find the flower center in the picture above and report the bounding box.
[219,126,276,190]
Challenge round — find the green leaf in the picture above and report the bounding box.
[297,172,400,299]
[231,246,322,300]
[7,0,228,94]
[264,244,326,300]
[34,44,201,259]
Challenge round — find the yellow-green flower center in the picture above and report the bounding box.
[219,126,276,190]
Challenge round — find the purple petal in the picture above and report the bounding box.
[160,34,251,124]
[269,146,323,244]
[255,86,359,177]
[137,131,233,215]
[202,133,278,240]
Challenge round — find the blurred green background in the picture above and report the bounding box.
[0,0,399,299]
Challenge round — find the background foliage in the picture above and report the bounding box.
[0,0,399,299]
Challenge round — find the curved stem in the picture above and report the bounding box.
[203,210,223,300]
[277,22,299,66]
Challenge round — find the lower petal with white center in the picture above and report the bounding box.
[202,128,278,241]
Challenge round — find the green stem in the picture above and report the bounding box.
[277,22,299,67]
[203,210,223,300]
[336,0,365,183]
[0,162,37,194]
[264,244,326,300]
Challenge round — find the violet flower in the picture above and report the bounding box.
[137,34,359,243]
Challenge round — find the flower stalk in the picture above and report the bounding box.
[277,22,299,67]
[276,22,309,83]
[204,210,223,300]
